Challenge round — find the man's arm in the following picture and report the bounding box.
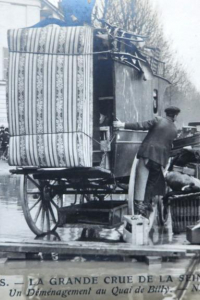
[113,117,160,131]
[125,118,159,130]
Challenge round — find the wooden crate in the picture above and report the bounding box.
[123,215,149,245]
[186,225,200,244]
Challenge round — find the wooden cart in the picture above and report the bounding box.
[10,166,129,235]
[7,21,170,236]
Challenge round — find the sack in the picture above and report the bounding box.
[165,171,200,192]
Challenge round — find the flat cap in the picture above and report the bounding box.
[165,106,180,114]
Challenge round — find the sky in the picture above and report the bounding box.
[50,0,200,91]
[151,0,200,92]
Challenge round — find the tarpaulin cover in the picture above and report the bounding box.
[7,26,93,167]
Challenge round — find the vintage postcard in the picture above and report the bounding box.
[0,0,200,299]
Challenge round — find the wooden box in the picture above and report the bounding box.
[123,215,149,245]
[186,225,200,244]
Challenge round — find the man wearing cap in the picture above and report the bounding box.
[113,106,180,218]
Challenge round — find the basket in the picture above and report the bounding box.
[170,192,200,233]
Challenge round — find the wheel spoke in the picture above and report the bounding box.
[49,204,57,224]
[41,209,45,232]
[27,190,40,195]
[27,175,41,190]
[29,198,41,212]
[34,201,42,223]
[50,180,57,186]
[46,210,51,232]
[50,199,59,209]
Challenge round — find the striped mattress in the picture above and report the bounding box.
[7,25,93,167]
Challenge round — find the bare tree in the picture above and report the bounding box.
[93,0,200,122]
[94,0,192,91]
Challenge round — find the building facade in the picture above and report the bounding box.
[0,0,63,126]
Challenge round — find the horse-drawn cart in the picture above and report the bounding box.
[7,21,169,236]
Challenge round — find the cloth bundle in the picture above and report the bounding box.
[170,149,200,167]
[165,171,200,192]
[7,25,93,167]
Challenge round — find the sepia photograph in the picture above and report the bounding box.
[0,0,200,299]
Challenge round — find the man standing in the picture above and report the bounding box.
[113,106,180,218]
[1,128,9,159]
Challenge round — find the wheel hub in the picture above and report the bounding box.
[42,186,52,210]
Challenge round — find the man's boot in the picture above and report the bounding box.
[134,200,153,219]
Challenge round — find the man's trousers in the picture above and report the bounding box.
[134,157,165,203]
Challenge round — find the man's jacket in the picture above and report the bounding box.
[124,116,177,167]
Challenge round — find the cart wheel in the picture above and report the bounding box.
[20,175,63,236]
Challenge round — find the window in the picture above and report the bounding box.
[153,89,158,114]
[3,48,8,81]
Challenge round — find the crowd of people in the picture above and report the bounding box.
[0,125,9,160]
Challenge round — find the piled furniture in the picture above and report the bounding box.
[165,148,200,234]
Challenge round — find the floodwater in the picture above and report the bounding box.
[0,171,123,242]
[0,174,35,240]
[0,163,199,300]
[0,163,188,246]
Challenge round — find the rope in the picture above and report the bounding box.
[10,130,116,148]
[9,50,111,56]
[109,133,116,145]
[9,36,147,66]
[9,47,146,64]
[99,133,117,171]
[10,130,101,146]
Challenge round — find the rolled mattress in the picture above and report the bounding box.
[7,26,93,167]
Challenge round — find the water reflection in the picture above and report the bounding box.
[34,232,61,242]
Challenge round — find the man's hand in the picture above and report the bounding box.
[113,120,125,128]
